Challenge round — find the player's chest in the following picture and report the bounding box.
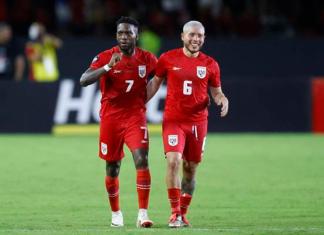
[167,61,209,83]
[107,59,148,81]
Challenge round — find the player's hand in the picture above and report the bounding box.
[216,95,229,117]
[108,53,122,67]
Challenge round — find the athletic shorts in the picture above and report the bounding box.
[162,120,207,163]
[99,113,149,162]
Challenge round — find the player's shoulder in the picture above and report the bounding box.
[92,47,117,62]
[163,48,182,57]
[159,48,182,60]
[97,46,118,57]
[136,47,157,60]
[199,51,219,67]
[136,47,153,56]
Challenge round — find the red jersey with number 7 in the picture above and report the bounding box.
[90,46,157,118]
[155,48,221,122]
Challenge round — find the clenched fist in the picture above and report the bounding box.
[108,53,122,68]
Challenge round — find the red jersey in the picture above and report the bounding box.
[155,48,221,122]
[90,46,157,118]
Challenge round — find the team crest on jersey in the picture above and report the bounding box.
[168,135,178,146]
[138,65,146,78]
[197,66,206,79]
[101,142,108,155]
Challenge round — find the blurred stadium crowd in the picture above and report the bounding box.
[0,0,324,38]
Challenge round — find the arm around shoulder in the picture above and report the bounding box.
[146,75,164,103]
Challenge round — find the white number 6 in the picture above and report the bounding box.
[183,80,192,95]
[125,80,134,92]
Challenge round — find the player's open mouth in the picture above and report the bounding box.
[191,44,200,48]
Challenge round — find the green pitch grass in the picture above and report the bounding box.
[0,134,324,235]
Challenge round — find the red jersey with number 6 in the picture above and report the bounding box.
[90,46,157,118]
[155,48,221,122]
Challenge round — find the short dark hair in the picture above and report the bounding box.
[116,16,139,28]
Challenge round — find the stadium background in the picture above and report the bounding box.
[1,0,324,133]
[1,1,324,234]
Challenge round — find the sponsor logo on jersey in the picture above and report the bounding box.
[101,142,108,155]
[168,135,178,146]
[113,70,122,73]
[138,65,146,78]
[172,66,182,71]
[197,66,206,79]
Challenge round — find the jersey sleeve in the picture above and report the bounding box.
[147,52,158,77]
[208,59,221,87]
[155,53,168,78]
[90,52,107,70]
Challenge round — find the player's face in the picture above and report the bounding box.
[116,23,138,54]
[181,26,205,54]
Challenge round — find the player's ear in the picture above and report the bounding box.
[135,28,139,40]
[181,32,184,42]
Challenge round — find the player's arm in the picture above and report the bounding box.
[146,75,164,102]
[80,53,121,87]
[210,86,229,117]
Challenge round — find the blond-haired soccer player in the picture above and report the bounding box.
[147,20,229,227]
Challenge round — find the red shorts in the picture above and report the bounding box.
[99,113,149,162]
[162,120,207,163]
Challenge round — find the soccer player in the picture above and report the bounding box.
[80,16,157,228]
[146,21,229,227]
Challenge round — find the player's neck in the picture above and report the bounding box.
[119,46,135,57]
[182,47,199,58]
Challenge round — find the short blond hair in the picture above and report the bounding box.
[183,21,205,34]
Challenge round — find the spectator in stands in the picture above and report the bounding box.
[2,0,323,38]
[0,22,25,81]
[25,22,62,82]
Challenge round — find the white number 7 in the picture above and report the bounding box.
[125,80,134,92]
[140,126,148,140]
